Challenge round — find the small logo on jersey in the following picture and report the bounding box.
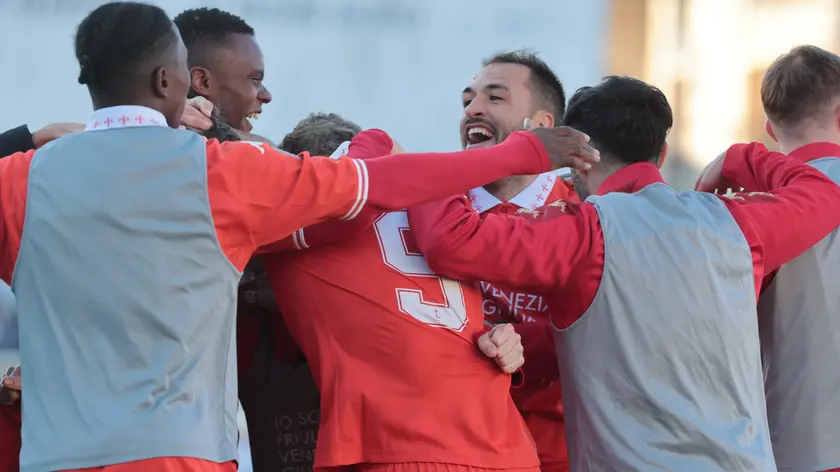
[720,188,775,202]
[515,207,541,217]
[548,200,568,212]
[242,141,266,153]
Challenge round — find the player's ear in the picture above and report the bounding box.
[656,142,668,169]
[765,120,778,143]
[531,110,554,128]
[190,66,214,98]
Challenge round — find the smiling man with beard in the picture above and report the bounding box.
[174,8,272,134]
[459,50,573,472]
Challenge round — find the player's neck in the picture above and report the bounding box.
[777,128,840,154]
[483,175,538,202]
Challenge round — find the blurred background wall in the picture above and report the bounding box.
[0,0,608,151]
[611,0,840,187]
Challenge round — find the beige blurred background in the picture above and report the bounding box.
[609,0,840,187]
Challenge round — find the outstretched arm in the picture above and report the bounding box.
[408,196,600,293]
[715,143,840,276]
[257,129,395,253]
[220,130,553,251]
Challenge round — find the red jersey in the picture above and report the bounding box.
[469,172,573,324]
[468,173,573,472]
[261,130,538,469]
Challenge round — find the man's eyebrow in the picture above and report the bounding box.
[484,83,509,92]
[462,84,509,95]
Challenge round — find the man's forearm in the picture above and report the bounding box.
[722,143,840,274]
[363,132,550,212]
[0,125,36,158]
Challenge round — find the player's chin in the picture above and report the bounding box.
[239,117,254,133]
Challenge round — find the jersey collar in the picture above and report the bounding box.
[787,142,840,164]
[329,141,351,160]
[85,105,168,131]
[595,162,666,196]
[468,172,557,213]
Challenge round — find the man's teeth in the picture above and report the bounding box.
[468,127,493,138]
[247,113,260,120]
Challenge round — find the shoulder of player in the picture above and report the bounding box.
[6,148,36,162]
[210,139,301,158]
[205,140,306,175]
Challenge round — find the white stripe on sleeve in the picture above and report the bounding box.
[342,159,369,220]
[296,228,309,249]
[291,230,302,250]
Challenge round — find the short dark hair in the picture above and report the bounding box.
[200,107,241,143]
[280,113,362,156]
[75,2,175,89]
[173,8,254,67]
[762,45,840,128]
[483,49,566,120]
[564,76,672,165]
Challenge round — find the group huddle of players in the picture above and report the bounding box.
[2,3,840,472]
[181,6,577,470]
[177,7,578,472]
[0,5,584,472]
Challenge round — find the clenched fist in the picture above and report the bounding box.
[180,96,214,131]
[478,323,525,374]
[694,151,742,194]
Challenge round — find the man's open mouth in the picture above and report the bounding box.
[465,124,496,147]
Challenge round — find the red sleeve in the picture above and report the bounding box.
[257,214,378,252]
[349,128,394,158]
[256,129,394,253]
[211,131,549,266]
[407,195,601,293]
[719,143,840,277]
[363,131,550,213]
[209,140,370,260]
[0,151,34,283]
[0,404,20,472]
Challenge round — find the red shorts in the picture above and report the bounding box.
[318,464,540,472]
[64,458,237,472]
